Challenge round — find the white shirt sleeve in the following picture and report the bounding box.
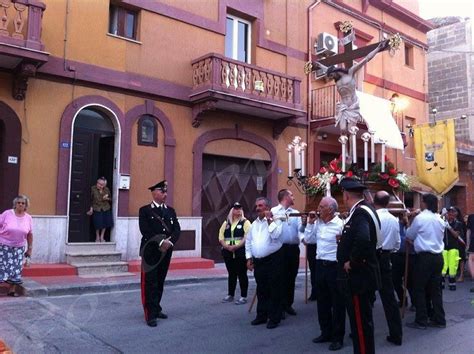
[245,225,253,259]
[303,223,317,244]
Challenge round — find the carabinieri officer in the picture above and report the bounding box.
[139,180,181,327]
[337,178,381,354]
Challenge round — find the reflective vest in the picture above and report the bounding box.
[222,219,246,258]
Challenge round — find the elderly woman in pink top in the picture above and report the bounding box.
[0,195,33,297]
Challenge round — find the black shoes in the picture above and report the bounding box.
[386,336,402,346]
[251,318,267,326]
[266,321,279,329]
[406,321,427,330]
[285,307,297,316]
[146,319,157,327]
[328,342,343,351]
[312,335,331,343]
[157,312,168,319]
[427,321,446,328]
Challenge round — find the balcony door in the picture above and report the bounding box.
[225,15,251,63]
[68,108,115,243]
[201,154,269,261]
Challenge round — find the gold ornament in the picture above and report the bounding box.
[304,61,313,75]
[388,33,402,55]
[339,21,353,34]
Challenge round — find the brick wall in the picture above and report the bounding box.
[427,19,472,140]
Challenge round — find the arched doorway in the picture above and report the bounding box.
[68,108,116,243]
[0,102,21,212]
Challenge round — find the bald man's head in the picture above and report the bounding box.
[374,191,390,208]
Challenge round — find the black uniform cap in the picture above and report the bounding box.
[232,202,242,209]
[339,177,367,191]
[148,180,167,192]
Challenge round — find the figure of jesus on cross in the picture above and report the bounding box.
[306,25,395,134]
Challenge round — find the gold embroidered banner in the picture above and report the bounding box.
[413,119,458,195]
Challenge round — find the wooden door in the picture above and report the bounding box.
[68,129,95,243]
[201,154,269,261]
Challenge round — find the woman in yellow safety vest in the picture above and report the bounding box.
[219,202,251,305]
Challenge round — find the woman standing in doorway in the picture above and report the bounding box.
[219,202,251,305]
[0,195,33,297]
[87,177,113,242]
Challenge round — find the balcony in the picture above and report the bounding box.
[0,0,49,100]
[310,85,338,129]
[190,53,304,138]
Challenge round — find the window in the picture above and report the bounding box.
[225,15,251,63]
[109,3,138,40]
[138,115,157,147]
[404,43,414,68]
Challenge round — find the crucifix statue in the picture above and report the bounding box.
[305,23,400,134]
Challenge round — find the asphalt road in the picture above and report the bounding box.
[1,276,474,353]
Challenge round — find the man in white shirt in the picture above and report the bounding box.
[246,197,283,329]
[374,191,402,346]
[271,189,301,316]
[405,193,446,330]
[303,197,345,351]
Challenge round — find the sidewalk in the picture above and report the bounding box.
[1,258,308,298]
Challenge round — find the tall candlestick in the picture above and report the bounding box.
[286,144,293,177]
[381,141,386,172]
[338,135,348,172]
[301,142,307,176]
[349,126,359,164]
[361,132,371,172]
[326,180,331,197]
[294,145,301,170]
[369,130,375,164]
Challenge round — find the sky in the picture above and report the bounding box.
[418,0,474,20]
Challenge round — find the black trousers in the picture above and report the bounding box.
[141,246,173,322]
[377,252,403,340]
[315,260,345,343]
[281,243,300,309]
[413,252,445,325]
[307,244,317,298]
[254,247,284,323]
[223,255,248,298]
[339,275,375,354]
[391,252,415,306]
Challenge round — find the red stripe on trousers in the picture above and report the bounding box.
[353,295,366,354]
[141,270,149,321]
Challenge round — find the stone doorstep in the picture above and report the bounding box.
[65,243,117,253]
[66,251,123,264]
[71,261,129,276]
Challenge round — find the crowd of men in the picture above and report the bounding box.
[243,179,467,354]
[138,179,471,354]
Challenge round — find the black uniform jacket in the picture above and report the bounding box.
[337,201,381,294]
[139,203,181,253]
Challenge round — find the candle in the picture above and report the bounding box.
[349,126,359,164]
[301,142,307,177]
[338,135,348,172]
[287,144,293,177]
[294,145,301,170]
[361,133,371,171]
[369,130,375,164]
[326,180,331,197]
[381,141,386,172]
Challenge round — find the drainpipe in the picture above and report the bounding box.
[307,0,321,175]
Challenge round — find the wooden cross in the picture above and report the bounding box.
[312,29,390,70]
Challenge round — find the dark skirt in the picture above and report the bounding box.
[92,209,114,230]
